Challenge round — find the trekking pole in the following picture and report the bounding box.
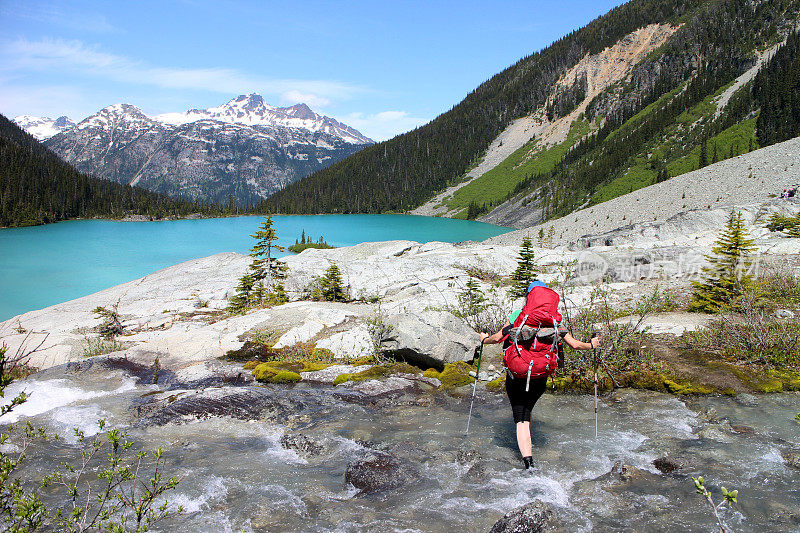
[465,339,485,436]
[592,331,599,439]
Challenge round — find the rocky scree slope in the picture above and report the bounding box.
[38,94,372,204]
[485,135,800,242]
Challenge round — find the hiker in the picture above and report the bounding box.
[479,281,600,469]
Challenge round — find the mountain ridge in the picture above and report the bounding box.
[31,94,373,204]
[262,0,800,224]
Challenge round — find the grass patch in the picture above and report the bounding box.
[592,163,657,205]
[667,118,759,177]
[82,337,124,357]
[445,118,591,212]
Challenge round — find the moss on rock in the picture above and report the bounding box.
[302,361,332,372]
[422,368,440,379]
[253,363,277,382]
[333,362,420,386]
[662,378,714,395]
[437,361,474,391]
[486,374,506,392]
[252,363,301,384]
[349,355,377,366]
[243,360,261,370]
[270,370,302,383]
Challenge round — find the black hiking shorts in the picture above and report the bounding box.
[505,373,547,423]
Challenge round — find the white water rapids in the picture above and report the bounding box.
[1,364,798,532]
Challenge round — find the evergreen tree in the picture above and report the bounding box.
[228,273,255,314]
[508,237,538,299]
[699,137,709,169]
[230,215,289,312]
[319,262,347,302]
[461,277,487,315]
[689,211,756,313]
[248,215,288,305]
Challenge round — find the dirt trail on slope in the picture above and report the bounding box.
[412,23,677,218]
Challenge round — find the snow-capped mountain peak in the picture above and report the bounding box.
[153,93,373,144]
[283,103,317,120]
[37,93,373,204]
[13,115,76,140]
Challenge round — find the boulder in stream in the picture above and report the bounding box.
[489,500,560,533]
[280,433,324,458]
[381,310,479,369]
[344,452,418,495]
[652,456,683,474]
[782,451,800,470]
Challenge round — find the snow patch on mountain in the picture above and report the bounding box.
[154,94,372,145]
[13,115,76,141]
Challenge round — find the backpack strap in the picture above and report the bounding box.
[525,360,534,391]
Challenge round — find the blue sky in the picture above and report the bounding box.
[0,0,626,141]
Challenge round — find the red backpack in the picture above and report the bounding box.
[503,286,565,389]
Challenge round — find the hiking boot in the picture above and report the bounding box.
[522,456,534,469]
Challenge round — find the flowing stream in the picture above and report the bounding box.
[2,362,799,532]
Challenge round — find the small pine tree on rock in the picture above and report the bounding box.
[228,272,255,314]
[319,262,347,302]
[689,211,756,313]
[509,237,538,299]
[461,277,486,315]
[229,215,289,313]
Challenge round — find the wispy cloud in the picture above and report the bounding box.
[1,3,118,34]
[1,38,368,104]
[0,82,87,120]
[338,110,430,141]
[280,90,330,109]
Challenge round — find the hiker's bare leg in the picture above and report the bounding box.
[516,421,532,457]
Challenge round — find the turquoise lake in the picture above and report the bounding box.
[0,215,510,321]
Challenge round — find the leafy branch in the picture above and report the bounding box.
[693,476,738,533]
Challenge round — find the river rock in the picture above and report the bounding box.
[782,451,800,470]
[136,386,287,426]
[652,456,683,474]
[280,433,324,457]
[489,500,559,533]
[381,310,480,369]
[698,424,735,443]
[343,374,439,399]
[344,452,418,494]
[608,461,651,483]
[734,393,759,407]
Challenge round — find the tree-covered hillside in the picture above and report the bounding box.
[261,0,800,221]
[0,114,222,227]
[756,29,800,147]
[261,0,704,214]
